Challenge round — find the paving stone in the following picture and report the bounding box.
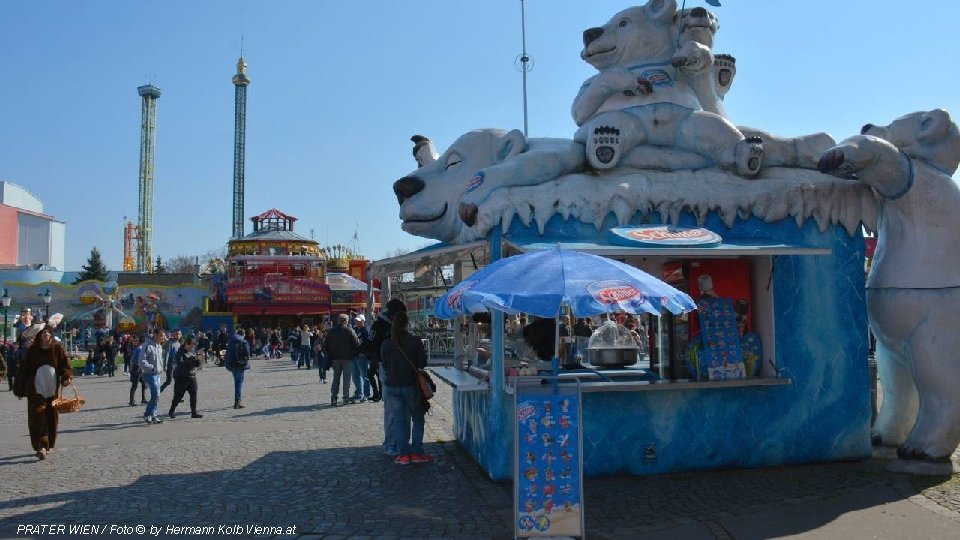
[0,354,958,539]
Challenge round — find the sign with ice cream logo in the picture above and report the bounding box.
[515,379,584,539]
[587,280,654,313]
[609,226,723,248]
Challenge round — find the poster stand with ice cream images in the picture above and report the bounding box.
[515,378,584,540]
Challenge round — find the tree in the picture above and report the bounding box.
[164,255,197,275]
[74,247,109,283]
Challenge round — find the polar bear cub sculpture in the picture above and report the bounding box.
[572,0,762,176]
[819,109,960,465]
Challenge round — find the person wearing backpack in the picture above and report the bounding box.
[225,328,251,409]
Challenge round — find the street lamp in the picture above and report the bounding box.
[40,288,52,322]
[1,288,10,345]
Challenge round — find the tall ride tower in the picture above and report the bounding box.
[232,56,250,238]
[136,84,161,273]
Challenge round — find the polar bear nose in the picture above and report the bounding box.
[583,27,604,47]
[861,123,875,135]
[691,7,707,17]
[393,176,425,204]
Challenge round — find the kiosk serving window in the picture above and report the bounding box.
[504,238,829,386]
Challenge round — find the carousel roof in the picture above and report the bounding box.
[237,229,315,242]
[251,208,297,222]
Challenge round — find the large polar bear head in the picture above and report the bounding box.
[861,109,960,175]
[392,129,586,243]
[580,0,678,70]
[393,129,529,242]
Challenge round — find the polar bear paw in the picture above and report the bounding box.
[588,125,622,170]
[896,443,952,463]
[735,136,763,177]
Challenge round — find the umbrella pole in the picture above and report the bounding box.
[657,311,665,379]
[552,315,560,376]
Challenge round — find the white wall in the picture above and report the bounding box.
[17,213,49,266]
[48,220,65,271]
[0,182,43,214]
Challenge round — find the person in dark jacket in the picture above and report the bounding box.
[5,340,21,391]
[99,335,118,377]
[380,310,431,465]
[324,314,360,406]
[368,298,407,454]
[351,315,371,402]
[128,335,147,406]
[369,299,406,401]
[168,336,203,419]
[225,328,251,409]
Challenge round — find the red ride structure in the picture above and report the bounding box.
[225,209,374,329]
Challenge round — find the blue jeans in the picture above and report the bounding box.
[387,385,424,455]
[144,374,161,418]
[381,364,397,451]
[298,345,312,368]
[232,368,245,402]
[351,355,370,398]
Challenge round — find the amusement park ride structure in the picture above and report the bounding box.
[232,56,250,239]
[135,84,161,273]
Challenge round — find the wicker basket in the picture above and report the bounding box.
[51,383,85,413]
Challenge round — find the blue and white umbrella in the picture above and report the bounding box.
[434,248,695,320]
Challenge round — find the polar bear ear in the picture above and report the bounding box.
[918,109,952,146]
[494,129,528,163]
[646,0,678,23]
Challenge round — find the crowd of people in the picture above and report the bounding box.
[2,300,434,465]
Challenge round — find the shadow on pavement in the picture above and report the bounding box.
[0,441,513,540]
[0,436,933,540]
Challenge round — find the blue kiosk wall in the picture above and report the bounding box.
[452,211,872,481]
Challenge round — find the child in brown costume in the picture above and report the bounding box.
[13,324,73,460]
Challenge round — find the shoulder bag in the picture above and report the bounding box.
[396,339,436,400]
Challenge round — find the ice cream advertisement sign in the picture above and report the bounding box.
[587,280,652,313]
[609,226,723,248]
[515,385,584,538]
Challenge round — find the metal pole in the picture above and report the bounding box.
[519,0,530,137]
[2,307,7,346]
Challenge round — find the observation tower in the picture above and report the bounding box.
[232,56,250,238]
[136,84,161,273]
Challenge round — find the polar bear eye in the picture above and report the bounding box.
[618,19,629,28]
[445,154,463,170]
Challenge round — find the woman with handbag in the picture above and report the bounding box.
[13,322,73,460]
[380,310,432,465]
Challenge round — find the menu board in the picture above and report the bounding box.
[515,383,584,539]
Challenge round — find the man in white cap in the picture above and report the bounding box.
[350,314,371,402]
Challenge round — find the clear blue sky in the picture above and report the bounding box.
[1,0,957,271]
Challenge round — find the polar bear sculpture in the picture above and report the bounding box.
[572,0,762,176]
[818,109,960,469]
[671,6,731,118]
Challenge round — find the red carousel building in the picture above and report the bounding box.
[225,209,375,328]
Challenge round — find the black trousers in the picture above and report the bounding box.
[129,376,146,404]
[169,376,198,414]
[368,360,382,400]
